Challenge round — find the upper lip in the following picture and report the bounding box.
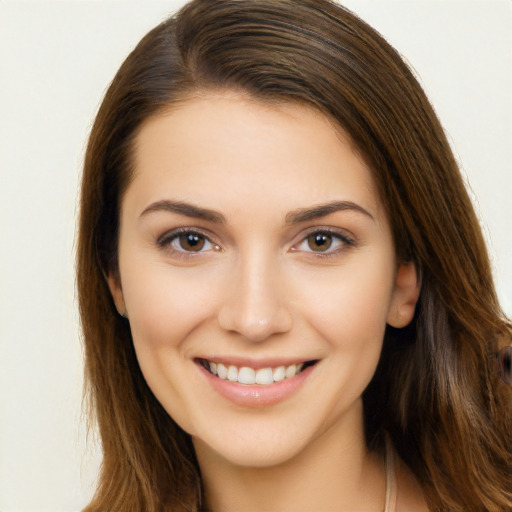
[195,356,317,369]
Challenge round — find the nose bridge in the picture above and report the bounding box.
[218,247,292,342]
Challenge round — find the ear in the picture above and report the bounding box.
[387,262,421,328]
[106,272,127,318]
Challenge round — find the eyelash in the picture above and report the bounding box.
[156,227,355,258]
[157,227,220,258]
[293,228,355,258]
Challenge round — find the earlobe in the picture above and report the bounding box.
[106,272,127,318]
[387,262,421,328]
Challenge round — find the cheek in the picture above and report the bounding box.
[118,263,222,434]
[121,261,219,348]
[294,256,395,351]
[296,262,394,409]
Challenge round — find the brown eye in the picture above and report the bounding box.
[178,233,206,252]
[497,346,512,386]
[293,230,354,256]
[307,233,333,252]
[159,229,219,255]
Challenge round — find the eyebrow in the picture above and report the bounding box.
[285,200,374,224]
[140,200,226,223]
[139,199,374,224]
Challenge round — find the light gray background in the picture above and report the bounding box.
[1,1,510,510]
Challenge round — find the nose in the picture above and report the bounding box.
[217,254,293,342]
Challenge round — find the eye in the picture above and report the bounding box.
[158,229,219,254]
[293,229,354,255]
[306,233,335,252]
[173,232,210,252]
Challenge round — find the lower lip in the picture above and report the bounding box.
[197,363,315,408]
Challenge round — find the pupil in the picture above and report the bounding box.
[308,233,332,251]
[180,233,205,251]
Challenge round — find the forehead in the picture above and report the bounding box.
[127,94,384,223]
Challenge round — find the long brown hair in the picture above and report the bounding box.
[77,1,512,510]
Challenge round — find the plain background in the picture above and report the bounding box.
[0,1,510,510]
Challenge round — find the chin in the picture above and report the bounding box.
[194,430,312,469]
[190,401,354,471]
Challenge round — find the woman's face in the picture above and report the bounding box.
[109,93,419,468]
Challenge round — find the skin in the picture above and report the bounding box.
[108,92,424,511]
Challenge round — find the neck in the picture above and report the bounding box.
[194,405,386,512]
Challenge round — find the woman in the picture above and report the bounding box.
[77,0,512,510]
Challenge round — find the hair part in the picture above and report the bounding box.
[77,1,512,510]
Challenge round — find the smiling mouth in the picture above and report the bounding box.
[198,359,318,386]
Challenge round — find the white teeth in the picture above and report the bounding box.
[238,367,256,385]
[216,363,227,379]
[227,365,238,382]
[273,366,285,382]
[285,364,297,379]
[255,367,274,385]
[204,360,309,385]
